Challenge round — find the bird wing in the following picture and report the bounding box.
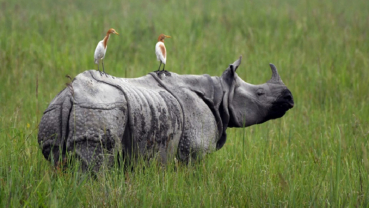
[159,44,166,59]
[155,42,166,64]
[94,41,106,64]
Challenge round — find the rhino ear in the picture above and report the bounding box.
[217,56,242,149]
[229,56,242,73]
[222,56,242,79]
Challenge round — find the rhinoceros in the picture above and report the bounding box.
[38,57,294,172]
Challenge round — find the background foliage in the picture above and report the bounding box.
[0,0,368,207]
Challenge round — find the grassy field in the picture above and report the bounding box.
[1,0,369,206]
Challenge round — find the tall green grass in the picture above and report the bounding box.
[1,0,368,206]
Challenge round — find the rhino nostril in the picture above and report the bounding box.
[284,95,292,101]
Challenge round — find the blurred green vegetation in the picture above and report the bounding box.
[0,0,368,207]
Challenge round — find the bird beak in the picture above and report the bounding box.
[165,35,171,38]
[115,32,119,35]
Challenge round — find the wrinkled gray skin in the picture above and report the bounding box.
[38,57,294,172]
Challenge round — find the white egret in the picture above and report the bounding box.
[94,28,119,76]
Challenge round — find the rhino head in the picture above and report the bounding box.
[221,57,294,128]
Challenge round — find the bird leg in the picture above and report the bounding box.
[163,64,171,76]
[156,62,162,72]
[102,60,108,77]
[97,64,103,76]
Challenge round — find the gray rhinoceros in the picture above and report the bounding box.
[38,57,294,171]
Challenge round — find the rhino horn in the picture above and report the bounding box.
[267,63,284,84]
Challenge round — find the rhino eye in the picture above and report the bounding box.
[257,89,265,96]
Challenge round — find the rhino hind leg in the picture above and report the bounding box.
[65,104,127,173]
[65,129,118,174]
[38,88,73,167]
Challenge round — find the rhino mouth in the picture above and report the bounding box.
[268,90,294,120]
[270,101,293,117]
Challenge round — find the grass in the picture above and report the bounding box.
[0,0,369,206]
